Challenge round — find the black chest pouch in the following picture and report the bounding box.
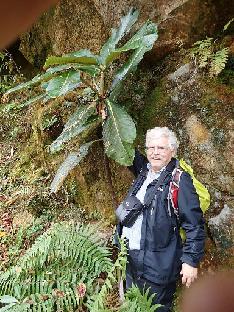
[115,195,144,227]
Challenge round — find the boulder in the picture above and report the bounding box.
[208,204,233,249]
[19,0,234,66]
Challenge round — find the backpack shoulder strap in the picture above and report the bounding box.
[172,167,183,187]
[168,167,183,220]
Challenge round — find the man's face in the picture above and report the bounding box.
[146,136,175,172]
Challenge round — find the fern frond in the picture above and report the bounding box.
[119,285,161,312]
[190,38,213,68]
[87,238,127,312]
[0,222,112,311]
[209,47,229,76]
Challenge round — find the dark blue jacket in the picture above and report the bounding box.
[120,151,205,285]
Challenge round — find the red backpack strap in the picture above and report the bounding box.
[168,168,183,220]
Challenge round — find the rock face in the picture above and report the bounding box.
[20,0,108,66]
[19,0,234,66]
[2,0,233,269]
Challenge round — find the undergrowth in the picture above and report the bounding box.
[0,222,161,311]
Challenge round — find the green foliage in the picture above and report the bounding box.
[43,71,81,98]
[191,38,213,68]
[191,38,229,77]
[41,115,58,130]
[0,215,50,270]
[119,285,161,312]
[103,100,136,165]
[5,9,158,193]
[0,295,19,311]
[49,103,97,153]
[50,141,95,193]
[0,222,113,311]
[0,224,161,312]
[87,238,127,311]
[210,48,229,77]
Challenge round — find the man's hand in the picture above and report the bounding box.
[180,263,198,288]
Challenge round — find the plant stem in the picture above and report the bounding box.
[102,145,118,209]
[80,73,99,95]
[99,71,116,208]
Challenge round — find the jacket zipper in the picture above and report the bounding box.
[151,196,157,216]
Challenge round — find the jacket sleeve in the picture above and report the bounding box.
[128,149,148,177]
[178,172,206,267]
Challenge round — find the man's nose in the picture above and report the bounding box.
[152,146,160,153]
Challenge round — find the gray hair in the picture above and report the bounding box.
[146,127,179,151]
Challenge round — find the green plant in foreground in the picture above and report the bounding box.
[6,9,158,193]
[0,222,113,311]
[0,224,160,311]
[120,285,161,312]
[87,238,127,311]
[0,215,51,271]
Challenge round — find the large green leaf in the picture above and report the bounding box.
[102,100,136,165]
[120,20,158,51]
[5,72,54,95]
[46,63,100,77]
[99,8,139,66]
[65,49,97,59]
[44,50,98,68]
[43,71,81,98]
[50,142,94,193]
[50,104,97,153]
[109,22,158,101]
[104,20,157,65]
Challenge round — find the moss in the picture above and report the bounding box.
[136,84,170,137]
[195,79,234,133]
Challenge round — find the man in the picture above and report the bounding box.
[117,127,205,312]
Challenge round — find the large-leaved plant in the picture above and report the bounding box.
[6,9,158,192]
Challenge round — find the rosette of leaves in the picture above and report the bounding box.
[6,9,158,193]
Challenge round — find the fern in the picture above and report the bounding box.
[210,47,229,76]
[87,238,127,312]
[191,38,213,68]
[0,222,112,311]
[191,38,229,76]
[119,285,161,312]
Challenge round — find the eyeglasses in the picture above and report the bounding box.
[146,145,170,153]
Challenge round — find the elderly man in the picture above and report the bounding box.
[117,127,205,312]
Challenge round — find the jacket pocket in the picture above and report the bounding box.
[152,218,174,249]
[149,195,174,250]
